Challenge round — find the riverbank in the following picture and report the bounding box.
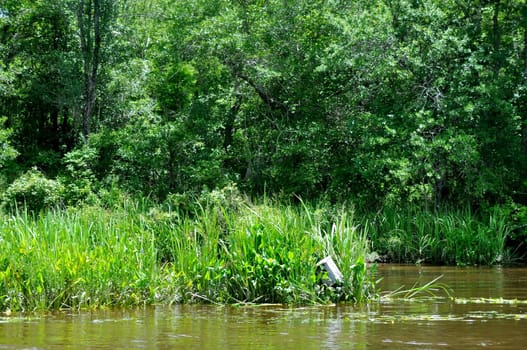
[364,205,513,265]
[0,196,515,312]
[0,198,375,312]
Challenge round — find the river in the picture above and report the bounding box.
[1,265,526,349]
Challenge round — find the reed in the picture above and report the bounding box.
[381,275,453,300]
[364,205,511,265]
[155,199,376,304]
[0,198,376,312]
[0,205,162,312]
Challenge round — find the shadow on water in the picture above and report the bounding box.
[1,265,527,349]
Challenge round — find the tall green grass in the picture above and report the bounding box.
[0,205,163,311]
[364,205,512,265]
[0,199,376,312]
[153,200,375,304]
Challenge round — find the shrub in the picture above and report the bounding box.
[1,168,63,213]
[60,146,98,205]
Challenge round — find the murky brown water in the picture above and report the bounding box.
[1,265,526,349]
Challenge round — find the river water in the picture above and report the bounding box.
[1,265,526,349]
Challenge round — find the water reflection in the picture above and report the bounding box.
[1,265,526,349]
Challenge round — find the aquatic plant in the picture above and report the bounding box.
[0,205,161,311]
[157,199,376,305]
[380,275,453,300]
[365,205,512,265]
[0,198,376,312]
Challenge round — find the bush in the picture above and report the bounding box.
[1,168,63,213]
[60,145,98,205]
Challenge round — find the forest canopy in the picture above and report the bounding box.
[1,0,527,211]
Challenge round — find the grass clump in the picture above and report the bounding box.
[152,199,376,305]
[364,205,512,265]
[0,196,376,312]
[381,275,453,301]
[0,205,162,312]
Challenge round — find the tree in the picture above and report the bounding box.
[4,0,527,210]
[0,0,79,172]
[76,0,116,139]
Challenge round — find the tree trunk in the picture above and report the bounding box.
[224,93,242,151]
[78,0,102,140]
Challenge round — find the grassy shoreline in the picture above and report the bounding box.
[363,205,512,266]
[0,196,514,312]
[0,199,375,312]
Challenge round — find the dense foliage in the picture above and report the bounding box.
[0,198,376,311]
[1,0,527,260]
